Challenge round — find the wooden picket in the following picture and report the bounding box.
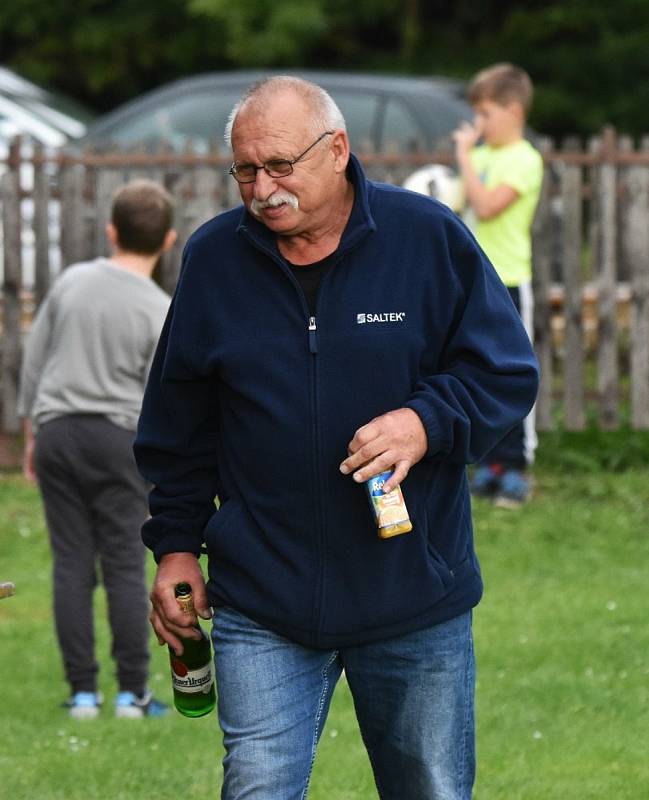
[1,140,23,434]
[627,138,649,429]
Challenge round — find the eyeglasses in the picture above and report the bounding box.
[229,131,334,184]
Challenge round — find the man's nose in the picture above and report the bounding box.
[252,169,278,200]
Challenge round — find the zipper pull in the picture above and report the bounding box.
[308,316,318,353]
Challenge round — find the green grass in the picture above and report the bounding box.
[1,430,648,799]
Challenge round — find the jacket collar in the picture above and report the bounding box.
[236,153,376,260]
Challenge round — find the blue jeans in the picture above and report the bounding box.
[211,607,475,799]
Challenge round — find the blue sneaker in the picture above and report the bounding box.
[470,464,502,498]
[63,691,103,720]
[494,470,530,509]
[115,690,169,719]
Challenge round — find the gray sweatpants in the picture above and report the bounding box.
[34,414,151,695]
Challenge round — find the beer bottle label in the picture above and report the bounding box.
[170,659,214,694]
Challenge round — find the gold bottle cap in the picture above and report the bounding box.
[174,582,195,614]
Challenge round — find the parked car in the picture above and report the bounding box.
[75,70,472,154]
[0,67,93,289]
[0,66,92,153]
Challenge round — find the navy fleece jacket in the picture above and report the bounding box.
[135,155,539,649]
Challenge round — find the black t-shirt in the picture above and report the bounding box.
[286,254,337,316]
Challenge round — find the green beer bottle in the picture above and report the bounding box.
[169,582,216,717]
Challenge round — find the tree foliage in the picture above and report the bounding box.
[1,0,647,137]
[189,0,328,66]
[0,0,229,111]
[446,0,649,136]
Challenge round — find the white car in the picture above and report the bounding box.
[0,67,92,287]
[0,66,89,150]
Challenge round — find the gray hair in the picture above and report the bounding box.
[224,76,346,147]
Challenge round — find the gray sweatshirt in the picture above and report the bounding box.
[18,257,170,432]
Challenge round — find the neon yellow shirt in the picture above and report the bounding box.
[470,139,543,286]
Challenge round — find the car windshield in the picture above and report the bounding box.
[97,89,244,153]
[79,74,472,155]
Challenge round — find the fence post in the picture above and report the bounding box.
[617,134,635,283]
[532,137,555,430]
[561,137,586,429]
[32,142,51,309]
[627,136,649,428]
[59,158,87,268]
[163,146,224,293]
[594,127,620,429]
[1,139,24,434]
[93,168,124,258]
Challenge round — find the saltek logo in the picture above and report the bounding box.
[357,312,406,324]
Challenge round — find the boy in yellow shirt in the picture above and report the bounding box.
[454,63,543,507]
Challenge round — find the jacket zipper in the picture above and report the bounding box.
[306,266,341,641]
[306,312,325,642]
[238,231,333,644]
[308,316,318,353]
[261,258,324,642]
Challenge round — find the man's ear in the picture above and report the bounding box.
[161,228,178,253]
[105,222,119,248]
[330,129,350,174]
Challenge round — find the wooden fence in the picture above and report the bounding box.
[2,128,649,437]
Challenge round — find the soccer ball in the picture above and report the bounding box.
[402,164,465,213]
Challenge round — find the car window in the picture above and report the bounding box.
[381,98,427,152]
[103,89,244,152]
[78,74,474,155]
[327,91,380,152]
[416,93,472,145]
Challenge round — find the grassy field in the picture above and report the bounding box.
[1,430,648,799]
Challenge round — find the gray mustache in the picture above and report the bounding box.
[251,192,299,215]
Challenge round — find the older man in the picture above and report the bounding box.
[135,76,538,799]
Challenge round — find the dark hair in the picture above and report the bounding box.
[468,63,534,114]
[111,180,174,255]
